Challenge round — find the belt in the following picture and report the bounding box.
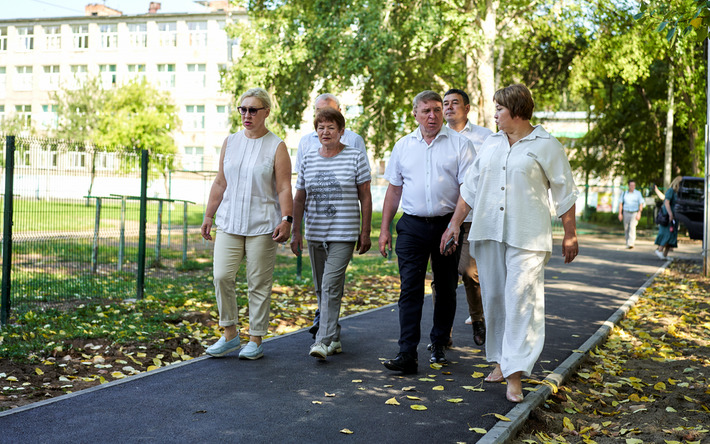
[405,213,452,224]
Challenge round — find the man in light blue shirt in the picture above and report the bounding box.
[618,180,645,248]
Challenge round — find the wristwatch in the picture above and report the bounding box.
[282,215,293,223]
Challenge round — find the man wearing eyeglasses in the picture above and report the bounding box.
[295,93,370,338]
[379,90,475,374]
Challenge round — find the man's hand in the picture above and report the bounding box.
[379,231,392,257]
[439,226,460,255]
[357,231,372,255]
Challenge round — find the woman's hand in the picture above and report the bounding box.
[201,217,214,241]
[357,231,372,255]
[290,231,303,256]
[272,221,291,243]
[561,233,578,264]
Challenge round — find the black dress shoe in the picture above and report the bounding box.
[429,345,448,364]
[383,352,418,374]
[309,322,319,339]
[426,337,453,350]
[472,321,486,346]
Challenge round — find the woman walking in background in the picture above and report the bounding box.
[653,176,682,259]
[201,87,293,360]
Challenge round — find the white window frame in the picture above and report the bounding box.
[186,63,206,89]
[128,23,147,48]
[69,65,88,90]
[44,25,61,50]
[0,27,7,51]
[17,26,34,51]
[95,151,118,170]
[182,146,204,171]
[157,22,176,47]
[15,104,32,128]
[99,64,117,88]
[215,105,229,129]
[67,150,86,170]
[99,24,118,49]
[72,24,89,49]
[40,104,58,130]
[185,105,205,130]
[0,67,6,98]
[42,65,60,90]
[0,105,5,124]
[14,66,33,91]
[188,22,207,47]
[156,64,175,89]
[126,64,146,83]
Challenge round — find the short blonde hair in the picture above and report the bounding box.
[239,87,272,109]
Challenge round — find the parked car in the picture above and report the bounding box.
[672,176,704,240]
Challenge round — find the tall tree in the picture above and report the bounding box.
[223,0,586,159]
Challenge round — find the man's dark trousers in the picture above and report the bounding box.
[395,213,461,357]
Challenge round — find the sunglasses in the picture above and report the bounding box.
[238,106,266,115]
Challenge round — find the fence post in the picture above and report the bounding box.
[182,201,188,265]
[1,136,16,325]
[136,149,149,300]
[154,200,163,266]
[91,197,102,273]
[118,196,126,271]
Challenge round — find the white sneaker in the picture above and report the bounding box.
[655,250,665,260]
[205,336,241,357]
[464,316,472,325]
[327,341,342,355]
[309,342,327,360]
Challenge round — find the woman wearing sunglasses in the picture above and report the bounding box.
[201,87,293,360]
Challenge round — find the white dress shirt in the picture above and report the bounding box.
[460,125,578,253]
[450,121,493,222]
[295,128,368,172]
[384,125,475,217]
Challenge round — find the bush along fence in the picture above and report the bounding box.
[0,135,211,325]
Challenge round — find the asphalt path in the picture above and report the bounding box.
[0,233,695,444]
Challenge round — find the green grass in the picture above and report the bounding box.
[4,198,205,232]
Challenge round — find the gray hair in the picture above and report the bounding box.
[412,90,443,111]
[314,93,340,110]
[239,87,272,109]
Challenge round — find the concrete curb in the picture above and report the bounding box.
[478,258,672,444]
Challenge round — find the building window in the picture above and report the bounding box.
[72,24,89,49]
[14,66,33,91]
[100,24,118,48]
[99,64,117,88]
[127,64,146,83]
[95,152,118,170]
[0,27,7,51]
[186,64,206,88]
[69,65,88,89]
[188,22,207,47]
[185,105,205,130]
[128,23,147,48]
[215,105,229,129]
[182,146,204,171]
[0,105,4,123]
[40,104,58,129]
[17,26,34,50]
[68,149,86,169]
[44,25,61,50]
[0,67,6,98]
[158,22,176,47]
[15,104,32,128]
[156,64,175,89]
[42,65,60,90]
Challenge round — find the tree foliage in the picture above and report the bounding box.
[635,0,710,42]
[223,0,587,159]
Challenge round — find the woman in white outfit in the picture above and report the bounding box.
[441,84,579,402]
[201,88,293,360]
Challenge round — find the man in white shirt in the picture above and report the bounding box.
[296,93,369,338]
[618,179,644,249]
[441,88,493,347]
[379,90,475,374]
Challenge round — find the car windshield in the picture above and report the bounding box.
[679,179,704,202]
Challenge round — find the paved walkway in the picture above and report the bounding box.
[0,233,700,443]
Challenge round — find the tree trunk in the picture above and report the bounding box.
[476,0,497,130]
[663,70,674,189]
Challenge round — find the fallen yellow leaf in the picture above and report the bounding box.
[470,427,487,434]
[432,385,444,391]
[312,401,322,405]
[325,392,335,397]
[429,363,442,370]
[35,368,44,376]
[406,395,422,400]
[385,397,400,405]
[471,372,485,378]
[563,417,575,431]
[402,386,416,391]
[410,405,427,411]
[340,428,353,434]
[447,398,464,403]
[351,379,363,383]
[494,413,511,421]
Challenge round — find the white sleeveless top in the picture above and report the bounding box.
[215,130,283,236]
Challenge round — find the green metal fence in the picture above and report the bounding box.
[0,135,212,323]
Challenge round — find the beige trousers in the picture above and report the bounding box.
[213,230,277,337]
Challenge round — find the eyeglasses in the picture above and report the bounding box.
[237,106,266,115]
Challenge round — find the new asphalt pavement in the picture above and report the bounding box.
[0,232,699,443]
